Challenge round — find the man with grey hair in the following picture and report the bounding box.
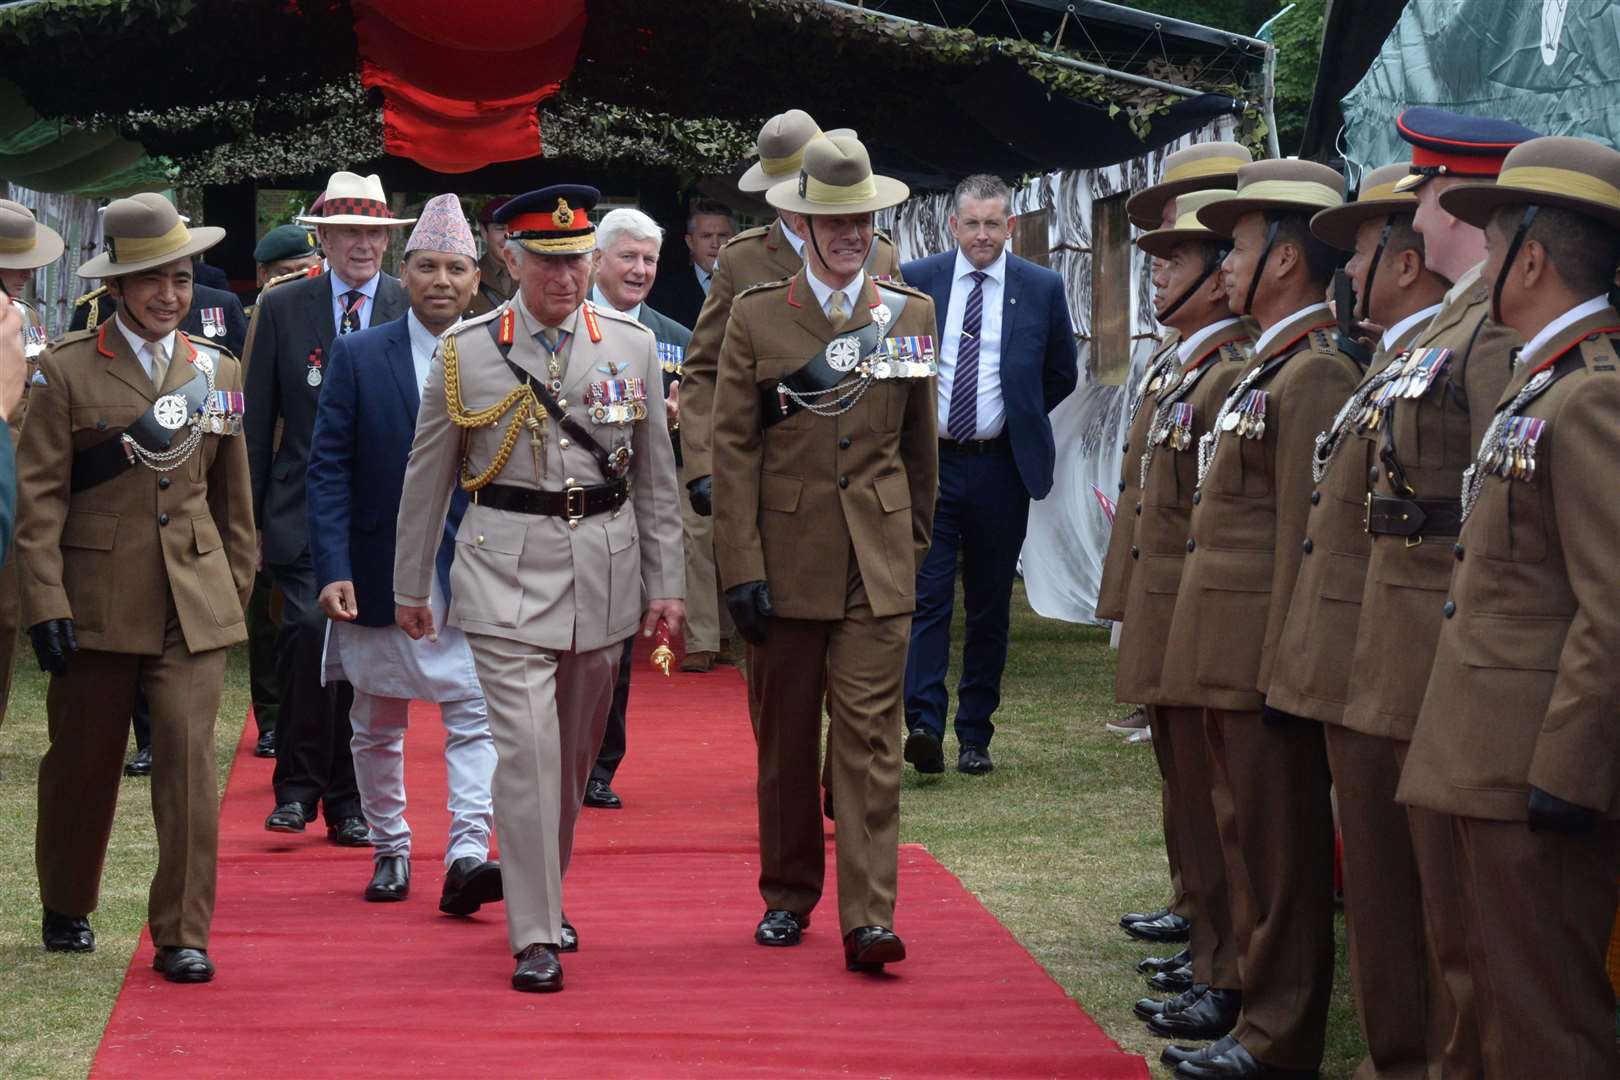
[582,206,693,808]
[899,173,1078,776]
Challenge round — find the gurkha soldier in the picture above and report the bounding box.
[19,194,255,982]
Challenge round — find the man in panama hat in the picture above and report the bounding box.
[17,191,255,982]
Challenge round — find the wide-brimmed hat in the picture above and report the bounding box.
[1311,163,1418,251]
[1137,190,1238,259]
[1196,160,1345,237]
[495,184,600,256]
[77,193,225,279]
[766,136,910,217]
[296,171,416,227]
[0,198,64,271]
[1439,136,1620,234]
[1127,142,1253,230]
[739,110,826,194]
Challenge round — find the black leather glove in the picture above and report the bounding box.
[687,475,713,517]
[1527,785,1597,835]
[29,618,78,677]
[725,581,774,645]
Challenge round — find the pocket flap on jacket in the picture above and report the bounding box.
[457,512,527,556]
[1462,612,1566,672]
[874,472,911,513]
[192,515,223,555]
[1321,551,1370,603]
[1141,553,1184,596]
[760,472,803,513]
[61,510,117,551]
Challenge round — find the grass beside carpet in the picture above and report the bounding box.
[0,589,1363,1079]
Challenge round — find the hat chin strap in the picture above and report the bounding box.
[1491,205,1539,325]
[1358,218,1396,325]
[1239,218,1282,317]
[1158,245,1229,324]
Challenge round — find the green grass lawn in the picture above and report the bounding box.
[0,588,1364,1079]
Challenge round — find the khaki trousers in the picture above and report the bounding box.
[1148,705,1192,925]
[465,632,617,953]
[35,612,226,949]
[1209,708,1336,1070]
[0,547,19,736]
[1454,815,1620,1079]
[751,565,906,934]
[678,481,731,655]
[1406,797,1483,1077]
[1324,726,1443,1080]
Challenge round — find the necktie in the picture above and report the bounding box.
[828,290,850,329]
[947,271,988,442]
[148,340,170,391]
[339,289,364,335]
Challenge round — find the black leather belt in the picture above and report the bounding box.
[473,479,627,520]
[939,432,1010,455]
[1364,493,1464,538]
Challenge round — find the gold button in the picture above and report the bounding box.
[477,535,485,544]
[566,477,577,486]
[568,519,579,530]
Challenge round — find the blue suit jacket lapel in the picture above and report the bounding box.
[1000,256,1024,347]
[384,318,420,418]
[927,257,953,337]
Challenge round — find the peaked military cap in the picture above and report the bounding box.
[1393,108,1541,193]
[496,184,600,255]
[1440,135,1620,235]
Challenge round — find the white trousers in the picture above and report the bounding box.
[349,691,496,866]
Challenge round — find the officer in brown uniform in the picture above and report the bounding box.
[713,135,937,972]
[1257,163,1451,1079]
[1113,190,1253,1042]
[1398,136,1620,1080]
[1103,141,1252,947]
[1157,162,1361,1080]
[18,194,255,982]
[466,195,516,317]
[1336,110,1535,1077]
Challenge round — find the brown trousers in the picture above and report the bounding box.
[1454,815,1620,1079]
[751,564,906,934]
[1153,704,1242,987]
[0,547,19,736]
[35,613,227,949]
[1149,710,1190,920]
[1208,708,1336,1070]
[1406,797,1483,1077]
[679,478,732,655]
[1324,726,1446,1080]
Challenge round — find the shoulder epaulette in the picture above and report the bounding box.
[259,267,311,292]
[72,284,107,307]
[1219,341,1253,362]
[52,327,97,346]
[447,303,505,335]
[1577,333,1619,374]
[736,276,793,301]
[875,279,928,301]
[724,225,771,248]
[181,332,233,363]
[1309,327,1336,354]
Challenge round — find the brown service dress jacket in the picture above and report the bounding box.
[1400,308,1620,821]
[1342,267,1520,740]
[1113,323,1251,704]
[1096,330,1181,623]
[1158,305,1362,712]
[711,269,937,620]
[16,324,256,654]
[679,219,900,484]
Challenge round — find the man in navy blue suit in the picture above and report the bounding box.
[307,195,501,913]
[901,175,1078,775]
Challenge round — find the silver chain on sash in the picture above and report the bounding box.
[1310,356,1404,483]
[125,361,219,473]
[1196,361,1266,487]
[1460,368,1552,522]
[1139,363,1211,490]
[1127,344,1178,429]
[781,305,891,418]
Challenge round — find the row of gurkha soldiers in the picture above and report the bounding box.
[1100,109,1620,1080]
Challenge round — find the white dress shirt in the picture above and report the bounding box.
[694,263,713,297]
[804,265,864,320]
[112,312,177,383]
[1380,303,1443,354]
[404,309,443,394]
[936,247,1007,440]
[589,283,641,321]
[1253,303,1332,358]
[331,270,381,334]
[781,219,806,258]
[1177,317,1244,365]
[1519,294,1611,367]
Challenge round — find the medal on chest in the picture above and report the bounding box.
[306,346,324,387]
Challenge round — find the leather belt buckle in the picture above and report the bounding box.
[565,485,587,526]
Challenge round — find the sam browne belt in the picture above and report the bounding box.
[473,478,628,520]
[1363,493,1464,538]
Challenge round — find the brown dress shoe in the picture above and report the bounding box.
[512,943,563,992]
[680,651,716,673]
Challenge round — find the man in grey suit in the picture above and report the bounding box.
[246,172,413,841]
[394,185,684,992]
[582,207,693,811]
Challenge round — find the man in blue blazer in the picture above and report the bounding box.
[901,175,1078,775]
[307,195,501,912]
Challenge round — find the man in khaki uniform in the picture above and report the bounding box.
[1115,190,1253,1045]
[18,194,255,982]
[1399,136,1620,1080]
[1103,142,1252,947]
[466,195,515,317]
[1157,162,1362,1080]
[393,184,684,993]
[712,136,937,972]
[1257,164,1450,1079]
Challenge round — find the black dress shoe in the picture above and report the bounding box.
[583,776,622,809]
[1137,947,1191,974]
[364,855,410,902]
[1120,906,1172,929]
[1125,910,1192,942]
[153,946,214,983]
[903,726,945,774]
[843,925,905,971]
[1164,1035,1239,1069]
[42,909,94,953]
[123,746,153,777]
[1149,962,1196,993]
[512,943,562,993]
[264,802,308,833]
[1149,987,1242,1040]
[1176,1040,1318,1079]
[957,743,994,775]
[439,856,503,916]
[560,917,578,953]
[327,816,369,846]
[254,730,277,758]
[755,908,808,946]
[1132,984,1204,1022]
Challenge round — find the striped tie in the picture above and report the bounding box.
[947,271,988,442]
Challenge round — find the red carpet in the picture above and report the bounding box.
[91,644,1148,1079]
